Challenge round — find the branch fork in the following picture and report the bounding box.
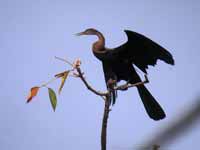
[55,56,149,150]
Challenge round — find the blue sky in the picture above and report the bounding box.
[0,0,200,149]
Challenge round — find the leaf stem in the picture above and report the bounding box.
[41,77,57,87]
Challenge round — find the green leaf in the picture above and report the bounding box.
[48,88,57,111]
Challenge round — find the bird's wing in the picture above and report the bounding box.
[109,30,175,73]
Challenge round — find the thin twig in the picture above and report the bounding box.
[55,56,73,67]
[76,67,108,96]
[114,74,149,91]
[41,77,57,87]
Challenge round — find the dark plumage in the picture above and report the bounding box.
[76,28,174,121]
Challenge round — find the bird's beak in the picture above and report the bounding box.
[75,31,85,36]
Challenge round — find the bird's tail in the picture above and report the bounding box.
[137,85,166,120]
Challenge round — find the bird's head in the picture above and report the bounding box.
[76,28,98,36]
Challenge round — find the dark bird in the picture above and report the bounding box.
[76,28,174,121]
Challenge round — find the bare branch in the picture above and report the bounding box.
[76,67,108,97]
[114,74,149,91]
[101,95,110,150]
[54,57,151,150]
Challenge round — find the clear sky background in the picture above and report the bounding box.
[0,0,200,150]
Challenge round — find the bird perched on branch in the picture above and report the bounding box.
[76,28,174,121]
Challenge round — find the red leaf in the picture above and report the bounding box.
[27,86,40,103]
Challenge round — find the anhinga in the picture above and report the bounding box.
[76,28,174,121]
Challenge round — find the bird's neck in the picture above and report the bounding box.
[92,31,105,53]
